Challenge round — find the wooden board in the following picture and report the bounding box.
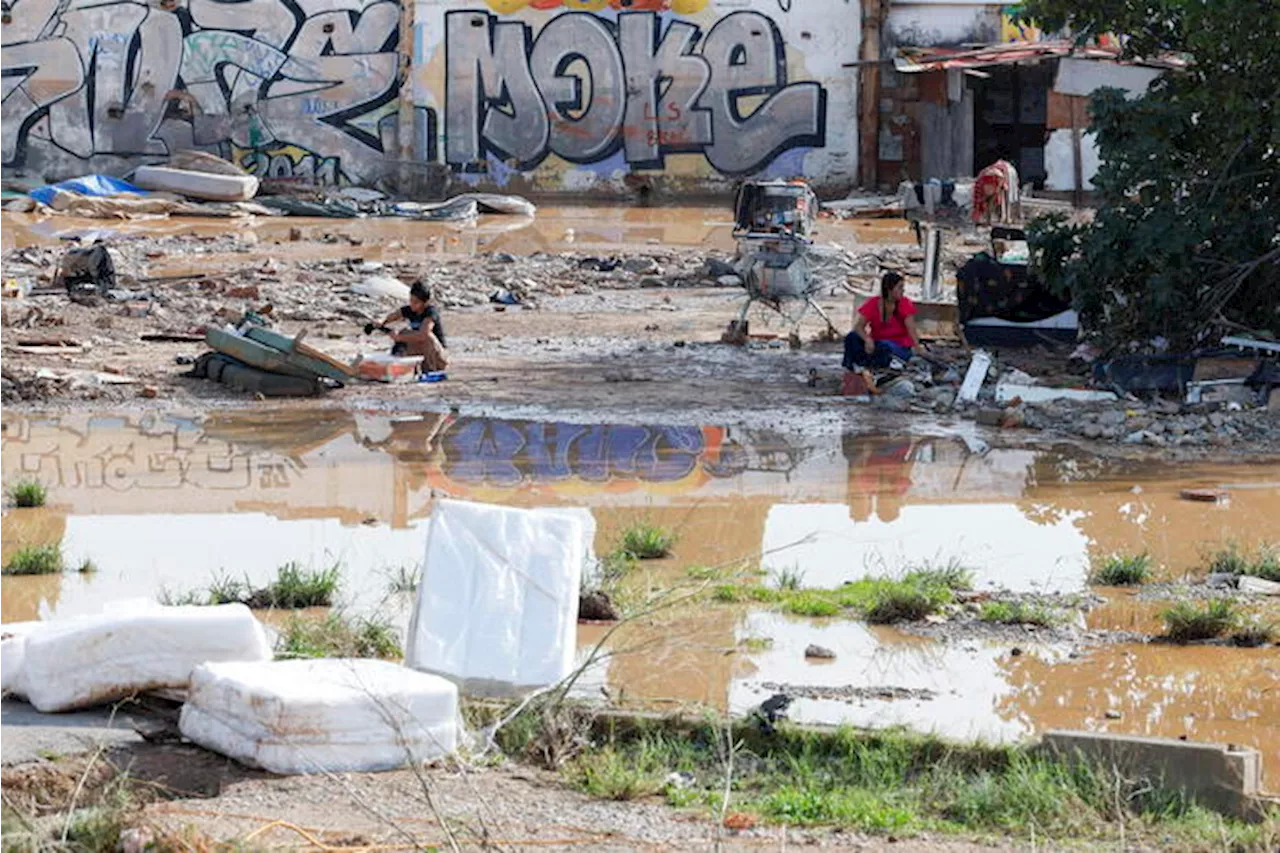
[242,327,351,382]
[206,327,326,381]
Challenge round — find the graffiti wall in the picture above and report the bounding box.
[1,0,402,185]
[410,0,859,195]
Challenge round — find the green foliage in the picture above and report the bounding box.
[275,612,402,660]
[386,564,420,594]
[1091,553,1152,586]
[1229,619,1276,648]
[547,720,1271,844]
[1205,542,1280,581]
[618,523,677,560]
[1161,599,1238,643]
[7,479,47,508]
[709,568,966,624]
[978,601,1059,627]
[1020,0,1280,349]
[248,561,340,608]
[76,558,98,574]
[2,544,63,575]
[772,566,806,591]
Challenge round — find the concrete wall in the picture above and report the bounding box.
[886,0,1002,48]
[409,1,861,197]
[2,0,405,186]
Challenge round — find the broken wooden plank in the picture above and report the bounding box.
[141,333,206,343]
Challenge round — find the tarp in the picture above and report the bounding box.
[30,175,145,206]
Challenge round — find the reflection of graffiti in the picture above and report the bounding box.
[2,0,400,184]
[445,10,826,174]
[440,419,749,485]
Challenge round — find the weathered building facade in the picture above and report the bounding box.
[1,1,1158,198]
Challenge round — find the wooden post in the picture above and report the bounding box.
[858,0,887,190]
[1070,97,1084,206]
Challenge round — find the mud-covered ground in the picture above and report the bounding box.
[3,215,1278,460]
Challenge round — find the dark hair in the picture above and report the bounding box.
[409,280,431,303]
[880,271,904,323]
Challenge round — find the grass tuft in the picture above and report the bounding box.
[567,742,669,801]
[247,561,340,608]
[1091,553,1152,586]
[1248,543,1280,582]
[618,522,677,560]
[978,600,1058,627]
[3,544,63,575]
[275,612,402,659]
[863,582,949,624]
[710,567,968,624]
[1229,619,1276,648]
[772,566,806,591]
[386,564,420,594]
[76,558,98,574]
[1206,542,1251,576]
[1162,599,1238,643]
[7,478,48,508]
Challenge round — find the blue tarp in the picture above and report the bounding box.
[30,175,145,206]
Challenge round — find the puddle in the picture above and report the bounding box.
[3,409,1278,782]
[2,205,900,260]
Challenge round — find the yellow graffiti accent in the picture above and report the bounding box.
[485,0,530,12]
[669,0,709,13]
[562,0,609,10]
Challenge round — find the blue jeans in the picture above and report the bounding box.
[843,332,912,370]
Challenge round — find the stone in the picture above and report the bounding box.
[1082,423,1104,439]
[804,644,836,660]
[578,591,620,621]
[288,227,303,242]
[976,408,1004,427]
[1098,409,1127,427]
[139,385,158,399]
[875,395,910,412]
[622,257,659,275]
[1122,431,1147,445]
[1104,710,1123,720]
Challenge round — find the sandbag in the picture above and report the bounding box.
[406,500,584,693]
[20,603,271,712]
[179,659,458,774]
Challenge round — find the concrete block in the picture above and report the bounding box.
[1040,730,1266,821]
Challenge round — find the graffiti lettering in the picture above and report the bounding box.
[445,10,825,174]
[2,0,400,185]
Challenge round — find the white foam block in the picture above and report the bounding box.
[407,499,584,692]
[1,622,42,696]
[179,659,458,774]
[21,603,271,712]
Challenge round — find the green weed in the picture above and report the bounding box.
[1091,553,1152,586]
[685,564,725,581]
[1162,599,1238,643]
[7,479,47,508]
[76,558,98,574]
[386,564,420,594]
[1206,542,1251,576]
[978,600,1058,627]
[568,743,669,801]
[1229,619,1276,648]
[275,612,402,660]
[2,544,63,575]
[246,562,340,609]
[618,522,677,560]
[739,636,774,652]
[1248,543,1280,582]
[772,566,806,591]
[710,568,966,624]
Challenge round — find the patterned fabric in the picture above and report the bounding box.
[956,252,1071,324]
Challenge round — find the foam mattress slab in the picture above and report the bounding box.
[179,659,458,774]
[19,603,271,712]
[406,500,585,693]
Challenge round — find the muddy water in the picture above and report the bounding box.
[3,409,1278,781]
[2,205,902,260]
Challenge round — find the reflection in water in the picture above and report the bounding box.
[3,409,1278,781]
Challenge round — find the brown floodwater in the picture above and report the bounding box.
[2,409,1277,784]
[1,205,905,260]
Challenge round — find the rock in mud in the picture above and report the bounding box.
[804,644,836,660]
[976,407,1004,427]
[622,257,660,275]
[578,590,619,621]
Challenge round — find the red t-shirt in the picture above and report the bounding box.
[858,296,917,348]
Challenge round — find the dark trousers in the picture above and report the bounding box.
[843,332,912,370]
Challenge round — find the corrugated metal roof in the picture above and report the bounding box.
[893,41,1187,73]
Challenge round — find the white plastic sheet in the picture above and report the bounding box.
[1,622,41,696]
[179,659,458,774]
[407,499,584,693]
[20,603,271,712]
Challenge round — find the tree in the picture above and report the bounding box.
[1019,0,1280,350]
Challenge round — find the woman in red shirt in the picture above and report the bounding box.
[843,271,919,371]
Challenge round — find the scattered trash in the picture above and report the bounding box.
[489,288,522,306]
[351,275,410,302]
[12,602,270,713]
[57,242,116,296]
[179,659,458,774]
[1179,488,1228,503]
[804,644,837,660]
[406,500,585,693]
[958,350,993,402]
[29,175,144,206]
[356,354,422,384]
[418,371,448,384]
